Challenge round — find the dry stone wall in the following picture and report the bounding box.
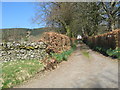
[0,41,49,62]
[0,32,71,62]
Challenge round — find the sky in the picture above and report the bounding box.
[1,2,45,29]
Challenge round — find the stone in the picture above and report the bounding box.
[0,41,48,62]
[30,55,34,58]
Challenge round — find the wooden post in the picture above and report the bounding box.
[115,31,118,49]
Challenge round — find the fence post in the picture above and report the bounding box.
[115,31,119,49]
[117,30,120,48]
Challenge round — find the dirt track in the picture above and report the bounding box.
[16,44,118,88]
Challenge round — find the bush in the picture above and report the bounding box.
[51,48,74,62]
[40,32,71,53]
[71,43,77,50]
[88,45,120,60]
[84,29,120,50]
[107,48,120,59]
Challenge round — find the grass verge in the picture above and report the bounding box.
[82,51,90,58]
[51,47,76,63]
[2,59,45,88]
[84,41,120,60]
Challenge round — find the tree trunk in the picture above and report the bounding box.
[118,15,120,29]
[111,22,115,31]
[65,25,72,38]
[108,21,112,31]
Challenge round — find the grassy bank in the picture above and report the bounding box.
[2,59,45,88]
[51,48,74,62]
[85,42,120,60]
[51,44,77,62]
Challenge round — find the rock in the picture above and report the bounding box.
[30,55,34,58]
[7,52,11,55]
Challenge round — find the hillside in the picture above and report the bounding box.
[1,28,51,42]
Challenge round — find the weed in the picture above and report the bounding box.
[82,51,90,58]
[84,40,120,60]
[51,48,74,62]
[107,48,120,59]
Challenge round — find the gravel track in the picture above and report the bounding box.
[16,44,118,88]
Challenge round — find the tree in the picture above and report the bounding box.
[34,2,77,37]
[73,2,102,37]
[34,2,118,38]
[99,1,120,31]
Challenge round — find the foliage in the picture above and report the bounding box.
[41,32,71,53]
[107,48,120,59]
[84,29,120,59]
[51,48,74,62]
[34,2,120,38]
[2,59,45,88]
[70,38,77,49]
[99,2,120,31]
[94,46,108,55]
[86,42,120,60]
[34,2,102,38]
[71,43,77,50]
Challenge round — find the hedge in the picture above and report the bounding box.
[83,29,120,49]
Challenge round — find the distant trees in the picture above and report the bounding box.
[2,28,50,42]
[2,28,28,42]
[34,2,120,38]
